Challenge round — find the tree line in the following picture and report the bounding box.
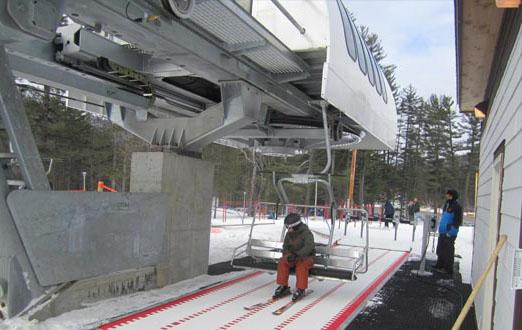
[13,90,150,192]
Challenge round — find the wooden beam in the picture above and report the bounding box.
[496,0,521,8]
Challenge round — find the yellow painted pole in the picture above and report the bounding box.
[452,234,508,330]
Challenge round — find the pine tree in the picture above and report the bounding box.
[23,93,148,191]
[420,95,464,204]
[397,86,424,202]
[459,114,482,210]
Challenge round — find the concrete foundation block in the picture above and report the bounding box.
[130,152,214,287]
[32,267,157,321]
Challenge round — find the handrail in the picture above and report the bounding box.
[281,203,334,210]
[452,234,507,330]
[277,178,334,206]
[276,176,336,246]
[319,102,332,174]
[348,208,369,273]
[270,0,306,34]
[230,241,248,266]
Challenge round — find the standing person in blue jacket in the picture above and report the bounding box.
[433,189,463,274]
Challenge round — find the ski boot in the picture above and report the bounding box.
[292,288,306,301]
[273,285,291,299]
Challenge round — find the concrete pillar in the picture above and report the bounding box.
[130,152,214,286]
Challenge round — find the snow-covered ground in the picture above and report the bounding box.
[0,211,473,329]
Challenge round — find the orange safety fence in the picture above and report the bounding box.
[97,181,118,192]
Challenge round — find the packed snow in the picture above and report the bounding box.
[0,210,473,329]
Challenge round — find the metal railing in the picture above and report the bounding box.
[338,208,369,274]
[269,0,306,35]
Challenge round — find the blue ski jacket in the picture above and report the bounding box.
[438,192,463,237]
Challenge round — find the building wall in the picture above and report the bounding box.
[472,25,522,330]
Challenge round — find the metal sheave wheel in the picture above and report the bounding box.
[162,0,195,19]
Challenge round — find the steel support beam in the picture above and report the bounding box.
[107,102,224,148]
[7,48,152,113]
[0,168,44,318]
[226,128,325,139]
[0,46,50,190]
[108,81,260,152]
[58,26,194,79]
[7,39,212,116]
[62,0,316,117]
[59,25,152,70]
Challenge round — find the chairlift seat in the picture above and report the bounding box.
[232,239,363,281]
[230,175,369,281]
[232,256,356,281]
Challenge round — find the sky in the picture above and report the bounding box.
[346,0,457,100]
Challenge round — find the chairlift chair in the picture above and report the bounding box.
[231,173,369,281]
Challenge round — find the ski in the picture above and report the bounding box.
[272,290,314,315]
[244,293,291,310]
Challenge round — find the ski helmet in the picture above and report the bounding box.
[284,213,302,228]
[446,189,459,200]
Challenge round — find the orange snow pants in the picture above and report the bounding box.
[276,255,314,289]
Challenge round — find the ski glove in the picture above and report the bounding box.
[286,254,297,263]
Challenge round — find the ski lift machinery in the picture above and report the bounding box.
[231,167,370,281]
[0,0,397,317]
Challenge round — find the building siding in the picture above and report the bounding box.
[472,23,522,330]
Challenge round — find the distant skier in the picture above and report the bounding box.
[384,199,395,228]
[408,198,420,225]
[273,213,315,301]
[433,189,463,275]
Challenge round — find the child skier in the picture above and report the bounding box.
[273,213,315,301]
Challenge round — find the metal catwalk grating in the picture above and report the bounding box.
[187,0,308,76]
[246,48,303,74]
[190,1,263,45]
